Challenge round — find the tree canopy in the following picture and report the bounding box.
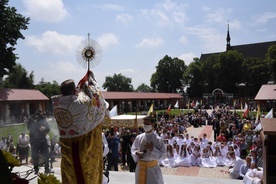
[102,73,134,91]
[0,0,30,78]
[266,45,276,82]
[3,63,34,89]
[242,57,270,95]
[35,78,60,98]
[136,83,152,92]
[150,55,187,93]
[183,58,204,98]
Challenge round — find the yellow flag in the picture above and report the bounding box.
[147,103,154,116]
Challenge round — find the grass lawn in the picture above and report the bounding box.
[0,119,59,146]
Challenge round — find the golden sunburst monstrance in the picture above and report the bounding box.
[76,33,102,70]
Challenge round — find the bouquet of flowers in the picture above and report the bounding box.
[1,150,61,184]
[0,149,30,183]
[38,173,61,184]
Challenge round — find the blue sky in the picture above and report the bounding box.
[9,0,276,89]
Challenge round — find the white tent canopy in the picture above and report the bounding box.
[103,114,147,128]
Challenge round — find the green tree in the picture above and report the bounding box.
[243,57,270,95]
[136,83,152,92]
[35,78,60,98]
[3,63,34,89]
[150,55,187,93]
[266,45,276,82]
[102,73,134,91]
[0,0,30,78]
[183,58,204,97]
[201,54,220,92]
[215,50,244,93]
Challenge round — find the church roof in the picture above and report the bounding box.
[200,40,276,61]
[0,88,49,101]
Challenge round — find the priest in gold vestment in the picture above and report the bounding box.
[52,71,110,184]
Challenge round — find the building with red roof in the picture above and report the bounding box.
[102,91,184,114]
[0,88,49,124]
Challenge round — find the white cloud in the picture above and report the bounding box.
[33,60,83,84]
[49,60,77,73]
[254,12,276,24]
[26,31,83,55]
[204,7,232,24]
[116,14,133,25]
[153,10,171,27]
[179,52,197,65]
[97,33,120,50]
[102,4,124,11]
[23,0,69,22]
[118,69,135,74]
[184,26,225,53]
[118,68,151,88]
[229,19,241,30]
[205,9,226,24]
[172,11,187,24]
[179,36,188,44]
[138,1,188,28]
[136,37,164,48]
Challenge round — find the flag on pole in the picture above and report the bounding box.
[265,108,273,118]
[147,103,154,116]
[242,103,249,118]
[255,108,273,131]
[174,101,179,109]
[191,101,195,108]
[240,102,243,110]
[254,104,260,131]
[109,105,118,117]
[255,104,260,124]
[166,104,171,114]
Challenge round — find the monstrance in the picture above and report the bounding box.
[76,33,102,71]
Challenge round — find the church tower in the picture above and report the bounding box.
[226,24,231,51]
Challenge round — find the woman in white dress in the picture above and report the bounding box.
[175,143,191,167]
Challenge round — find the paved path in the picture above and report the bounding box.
[13,166,243,184]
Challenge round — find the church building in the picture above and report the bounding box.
[199,25,276,106]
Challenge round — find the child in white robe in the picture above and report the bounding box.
[200,147,217,168]
[175,143,191,167]
[213,145,225,166]
[162,143,175,168]
[190,145,201,166]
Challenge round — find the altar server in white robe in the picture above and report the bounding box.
[131,116,166,184]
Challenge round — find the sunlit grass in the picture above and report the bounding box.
[0,118,59,146]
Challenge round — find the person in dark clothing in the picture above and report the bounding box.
[107,132,120,171]
[27,110,53,174]
[212,117,220,141]
[127,133,137,172]
[120,128,131,166]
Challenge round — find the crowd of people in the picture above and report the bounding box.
[103,104,264,182]
[0,103,265,183]
[0,111,61,172]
